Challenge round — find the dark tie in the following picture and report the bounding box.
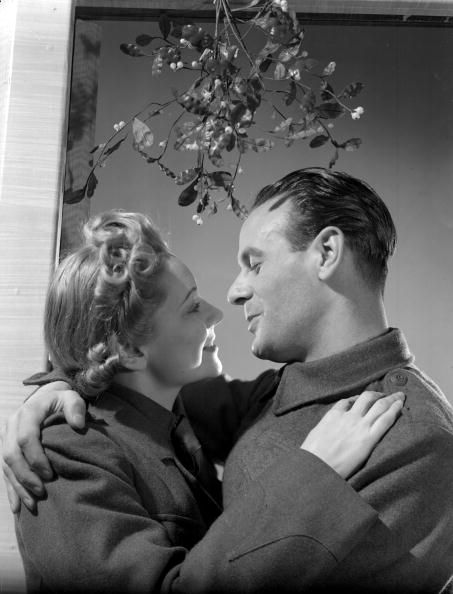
[171,412,223,523]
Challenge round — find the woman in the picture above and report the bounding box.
[10,210,403,593]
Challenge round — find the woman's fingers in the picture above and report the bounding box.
[369,397,405,438]
[348,390,389,415]
[300,390,405,480]
[364,392,405,425]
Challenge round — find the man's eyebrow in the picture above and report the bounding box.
[239,247,264,265]
[180,286,197,307]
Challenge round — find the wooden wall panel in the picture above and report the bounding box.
[0,1,74,590]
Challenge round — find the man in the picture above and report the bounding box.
[4,168,453,592]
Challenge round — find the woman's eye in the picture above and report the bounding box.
[250,262,262,274]
[190,301,201,313]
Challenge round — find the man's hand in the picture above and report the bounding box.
[301,390,405,480]
[2,381,86,512]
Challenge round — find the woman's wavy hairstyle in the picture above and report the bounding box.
[44,210,170,398]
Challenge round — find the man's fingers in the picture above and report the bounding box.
[3,442,47,495]
[3,468,21,513]
[15,419,53,481]
[3,464,37,513]
[62,391,87,429]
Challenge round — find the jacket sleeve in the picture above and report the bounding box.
[17,422,379,594]
[165,449,379,594]
[16,422,190,593]
[179,370,280,462]
[343,412,453,591]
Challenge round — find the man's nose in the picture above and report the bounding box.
[227,275,252,305]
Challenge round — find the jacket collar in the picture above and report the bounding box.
[90,382,176,458]
[273,328,413,415]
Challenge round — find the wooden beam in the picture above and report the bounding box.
[0,1,75,590]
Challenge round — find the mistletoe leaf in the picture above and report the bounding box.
[208,170,233,189]
[104,136,127,157]
[274,62,287,80]
[278,41,302,63]
[230,196,249,220]
[64,187,86,205]
[285,80,297,106]
[320,83,334,102]
[252,138,274,153]
[174,167,200,186]
[340,137,362,151]
[132,118,154,149]
[208,148,224,167]
[158,162,177,179]
[258,54,273,73]
[159,13,172,40]
[261,40,281,56]
[340,82,364,99]
[86,172,98,198]
[178,178,199,206]
[135,34,154,47]
[309,134,329,148]
[316,102,345,119]
[120,43,145,57]
[230,103,247,126]
[300,89,316,112]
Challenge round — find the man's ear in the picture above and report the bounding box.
[311,226,345,280]
[119,344,148,371]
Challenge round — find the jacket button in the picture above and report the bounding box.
[389,372,408,386]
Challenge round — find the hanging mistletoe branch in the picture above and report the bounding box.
[65,0,365,223]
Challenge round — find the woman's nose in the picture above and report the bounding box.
[205,301,224,326]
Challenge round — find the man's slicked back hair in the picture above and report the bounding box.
[252,167,397,290]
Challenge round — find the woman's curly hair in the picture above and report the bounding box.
[44,210,170,398]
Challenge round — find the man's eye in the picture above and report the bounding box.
[250,262,262,274]
[190,302,201,313]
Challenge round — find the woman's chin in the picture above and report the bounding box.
[199,350,223,379]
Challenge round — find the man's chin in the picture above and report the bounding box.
[251,339,272,361]
[251,339,287,363]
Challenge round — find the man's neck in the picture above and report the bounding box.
[305,296,388,363]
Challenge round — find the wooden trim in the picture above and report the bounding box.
[73,0,453,20]
[0,1,76,590]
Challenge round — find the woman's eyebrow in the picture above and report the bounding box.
[180,286,197,307]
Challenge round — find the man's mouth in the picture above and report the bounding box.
[246,314,260,333]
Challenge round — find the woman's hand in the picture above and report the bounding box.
[2,382,86,512]
[300,390,405,480]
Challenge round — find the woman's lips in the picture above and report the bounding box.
[203,344,218,352]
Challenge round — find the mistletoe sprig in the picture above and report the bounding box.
[65,0,365,222]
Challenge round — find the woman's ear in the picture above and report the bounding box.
[118,344,147,371]
[311,226,345,281]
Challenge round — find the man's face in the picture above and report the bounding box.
[227,199,325,363]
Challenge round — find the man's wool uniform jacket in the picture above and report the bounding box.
[16,383,377,593]
[181,328,453,593]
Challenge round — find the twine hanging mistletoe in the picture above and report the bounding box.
[65,0,365,222]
